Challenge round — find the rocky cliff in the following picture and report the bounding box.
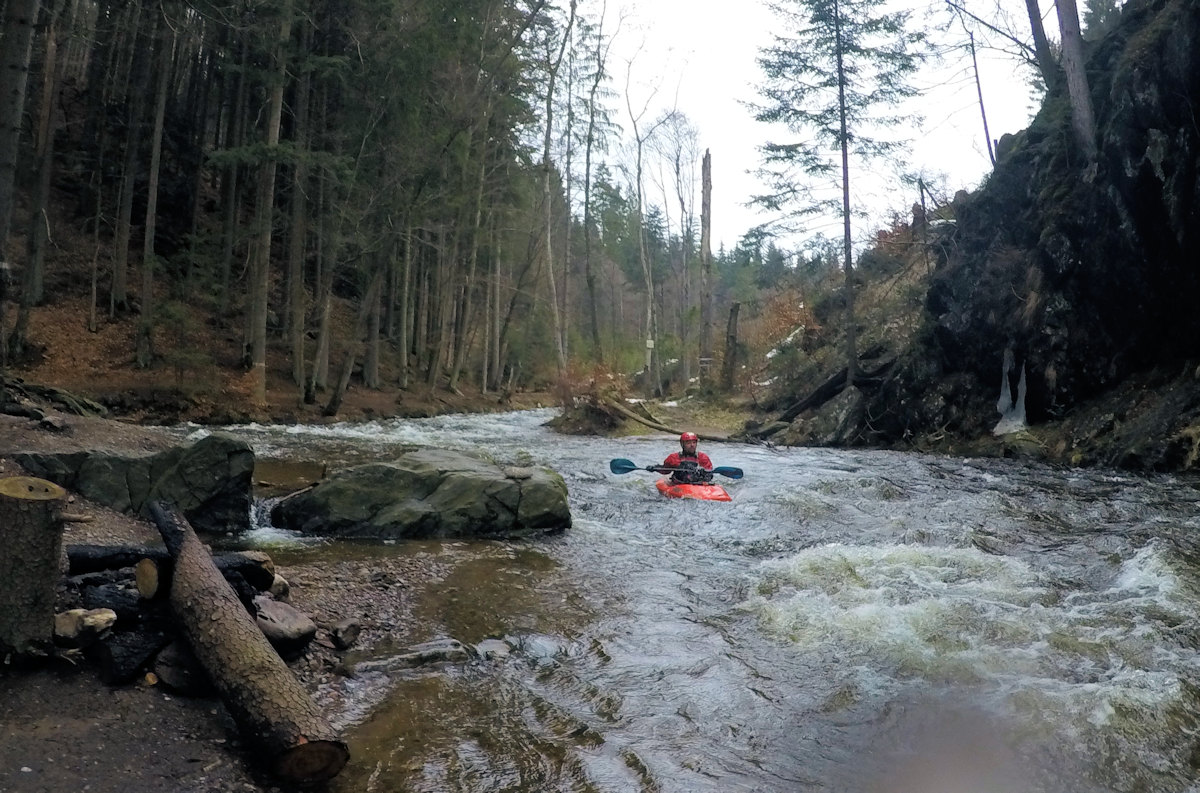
[856,0,1200,471]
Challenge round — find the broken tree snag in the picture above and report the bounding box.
[0,476,68,657]
[147,501,349,784]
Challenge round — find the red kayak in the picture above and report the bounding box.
[655,478,732,502]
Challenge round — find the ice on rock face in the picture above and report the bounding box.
[994,346,1027,436]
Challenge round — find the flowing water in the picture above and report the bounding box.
[179,409,1200,793]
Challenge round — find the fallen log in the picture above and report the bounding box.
[0,476,68,657]
[79,582,144,626]
[148,501,349,784]
[67,544,276,593]
[601,399,725,442]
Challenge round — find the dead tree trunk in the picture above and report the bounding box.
[0,476,67,657]
[148,501,348,784]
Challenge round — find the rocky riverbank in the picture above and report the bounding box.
[0,412,448,793]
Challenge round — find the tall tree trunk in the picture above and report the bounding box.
[0,0,43,261]
[111,27,150,317]
[323,266,384,416]
[581,4,610,362]
[967,31,996,167]
[1025,0,1060,90]
[490,230,503,391]
[397,229,412,389]
[425,228,456,389]
[26,0,71,307]
[287,24,311,387]
[699,149,713,384]
[249,0,294,404]
[136,12,174,368]
[449,147,488,392]
[540,0,574,380]
[413,249,428,379]
[219,37,249,316]
[673,153,692,390]
[305,255,335,404]
[1055,0,1096,161]
[185,45,214,294]
[8,0,67,359]
[364,264,381,389]
[834,0,858,387]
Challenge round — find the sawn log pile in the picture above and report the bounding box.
[1,475,352,785]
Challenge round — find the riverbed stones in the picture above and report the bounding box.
[269,448,571,540]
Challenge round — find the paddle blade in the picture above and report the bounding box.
[713,466,744,480]
[609,458,640,474]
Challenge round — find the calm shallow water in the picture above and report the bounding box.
[178,410,1200,792]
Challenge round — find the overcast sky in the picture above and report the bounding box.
[601,0,1042,253]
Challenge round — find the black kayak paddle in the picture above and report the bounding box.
[609,457,744,480]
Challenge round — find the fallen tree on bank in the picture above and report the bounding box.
[148,501,349,784]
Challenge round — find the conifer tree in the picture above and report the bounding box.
[753,0,924,386]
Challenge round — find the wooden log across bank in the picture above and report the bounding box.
[148,501,349,784]
[0,476,68,657]
[66,544,276,594]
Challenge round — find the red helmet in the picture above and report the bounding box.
[680,432,698,442]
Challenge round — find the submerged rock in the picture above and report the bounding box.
[270,447,571,540]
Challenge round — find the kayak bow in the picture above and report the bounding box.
[655,478,732,502]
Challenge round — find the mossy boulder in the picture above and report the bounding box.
[270,448,570,540]
[16,433,254,533]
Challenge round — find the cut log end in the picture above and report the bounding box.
[135,557,162,600]
[274,738,350,784]
[0,476,66,501]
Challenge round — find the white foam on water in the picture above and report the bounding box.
[743,541,1200,729]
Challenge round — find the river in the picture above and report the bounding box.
[180,408,1200,793]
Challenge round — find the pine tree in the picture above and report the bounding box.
[753,0,925,386]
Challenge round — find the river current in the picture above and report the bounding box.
[179,408,1200,793]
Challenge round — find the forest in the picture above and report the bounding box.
[0,0,813,417]
[0,0,1135,423]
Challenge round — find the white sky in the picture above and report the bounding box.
[601,0,1042,253]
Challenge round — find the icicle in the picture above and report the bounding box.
[993,347,1027,435]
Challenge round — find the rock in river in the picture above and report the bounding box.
[269,448,571,540]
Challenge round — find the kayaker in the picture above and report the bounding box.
[659,432,713,485]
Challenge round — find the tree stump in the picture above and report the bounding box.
[148,501,349,784]
[0,476,68,657]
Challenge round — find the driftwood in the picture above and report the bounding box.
[601,399,725,442]
[148,501,349,784]
[0,476,68,656]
